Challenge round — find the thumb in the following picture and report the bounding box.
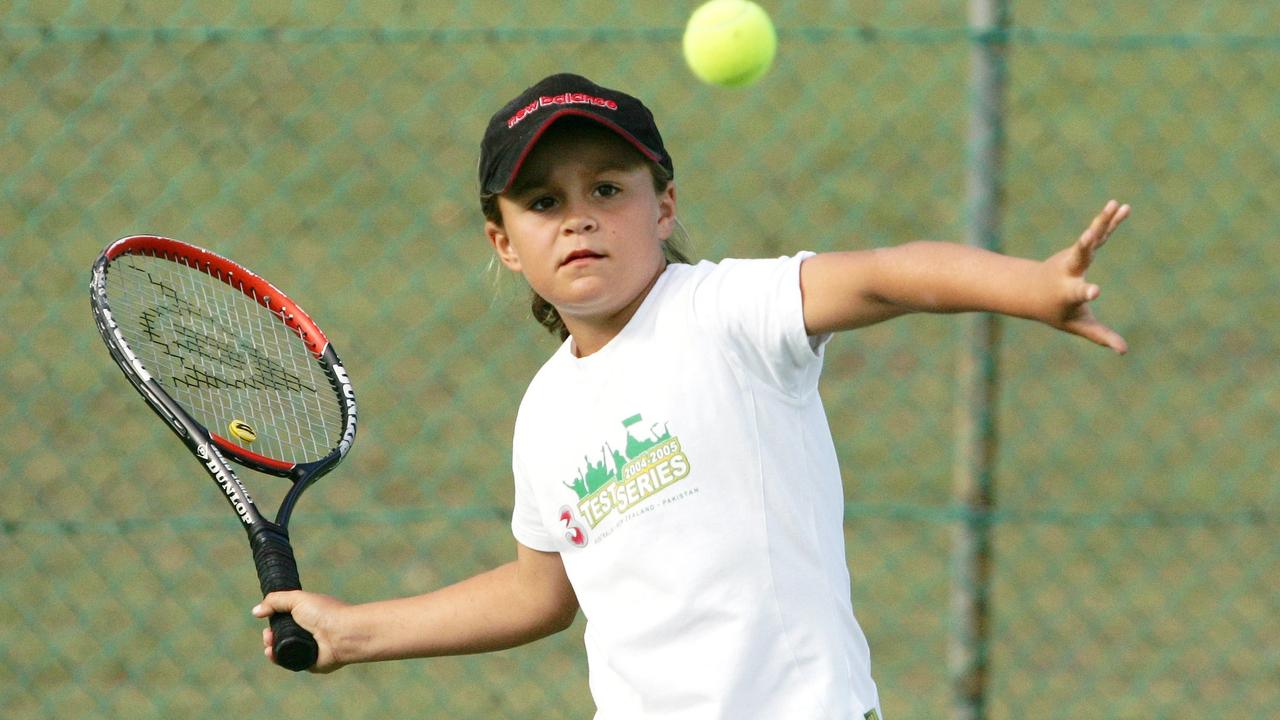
[1067,318,1129,354]
[252,590,303,618]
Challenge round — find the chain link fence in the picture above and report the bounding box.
[2,2,1276,717]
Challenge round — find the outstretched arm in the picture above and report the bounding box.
[253,542,578,673]
[800,200,1130,353]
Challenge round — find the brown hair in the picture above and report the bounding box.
[481,159,690,341]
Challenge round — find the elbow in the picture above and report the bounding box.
[524,599,577,642]
[549,610,577,635]
[546,596,579,634]
[527,581,579,637]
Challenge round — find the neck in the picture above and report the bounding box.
[563,268,664,358]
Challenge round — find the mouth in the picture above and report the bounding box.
[561,249,605,267]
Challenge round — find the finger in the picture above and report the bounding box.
[1104,203,1130,237]
[1069,202,1113,271]
[1095,202,1130,250]
[1079,200,1117,246]
[262,627,280,663]
[1069,200,1121,274]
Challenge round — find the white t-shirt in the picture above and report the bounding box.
[511,255,881,719]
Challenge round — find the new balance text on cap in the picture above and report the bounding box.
[479,73,673,195]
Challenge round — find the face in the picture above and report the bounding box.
[486,122,676,339]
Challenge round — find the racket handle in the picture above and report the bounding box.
[250,525,318,672]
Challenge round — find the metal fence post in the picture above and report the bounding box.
[952,1,1009,719]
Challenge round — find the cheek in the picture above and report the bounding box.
[631,235,668,279]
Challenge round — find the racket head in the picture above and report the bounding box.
[90,235,358,485]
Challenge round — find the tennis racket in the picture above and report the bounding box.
[89,235,357,672]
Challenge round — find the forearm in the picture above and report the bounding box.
[331,554,578,664]
[801,242,1063,334]
[865,241,1055,319]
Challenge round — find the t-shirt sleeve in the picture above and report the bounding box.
[690,253,831,398]
[511,448,557,552]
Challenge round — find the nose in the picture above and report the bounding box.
[561,201,598,236]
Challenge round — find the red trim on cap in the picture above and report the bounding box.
[501,109,664,193]
[103,235,329,359]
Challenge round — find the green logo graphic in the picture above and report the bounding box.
[566,413,691,528]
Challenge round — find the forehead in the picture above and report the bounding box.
[509,119,648,191]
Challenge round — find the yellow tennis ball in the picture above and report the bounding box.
[682,0,777,88]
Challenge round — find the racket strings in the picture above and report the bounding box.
[106,252,343,465]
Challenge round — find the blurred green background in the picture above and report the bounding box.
[2,2,1276,718]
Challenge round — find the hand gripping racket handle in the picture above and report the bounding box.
[250,525,318,672]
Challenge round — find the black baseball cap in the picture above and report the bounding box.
[478,73,674,196]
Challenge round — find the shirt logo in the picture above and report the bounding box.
[565,413,692,531]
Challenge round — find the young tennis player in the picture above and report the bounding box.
[254,73,1129,718]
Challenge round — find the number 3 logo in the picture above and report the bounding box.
[559,505,588,548]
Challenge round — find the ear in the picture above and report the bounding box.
[656,183,677,240]
[486,220,523,272]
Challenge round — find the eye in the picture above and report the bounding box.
[528,195,558,212]
[595,183,621,198]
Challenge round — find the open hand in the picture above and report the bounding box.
[1042,199,1131,353]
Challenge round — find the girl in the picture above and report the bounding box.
[254,73,1129,719]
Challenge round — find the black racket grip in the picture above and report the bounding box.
[250,526,318,672]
